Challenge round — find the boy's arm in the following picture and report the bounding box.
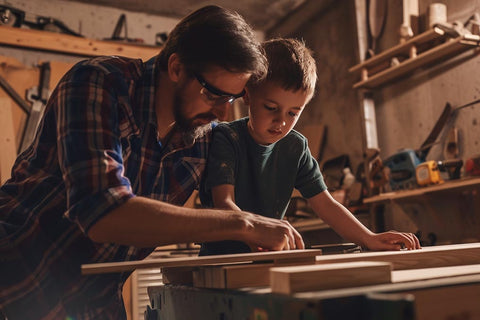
[211,184,242,211]
[307,191,420,250]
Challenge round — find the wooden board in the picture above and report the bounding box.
[0,26,160,60]
[81,249,322,275]
[0,98,17,184]
[270,261,392,294]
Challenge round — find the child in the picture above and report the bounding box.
[199,38,420,255]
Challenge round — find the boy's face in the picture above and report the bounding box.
[245,82,311,145]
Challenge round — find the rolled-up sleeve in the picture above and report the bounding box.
[55,65,134,234]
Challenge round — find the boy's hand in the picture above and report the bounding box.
[365,231,421,251]
[237,212,305,251]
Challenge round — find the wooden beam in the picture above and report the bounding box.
[270,261,392,294]
[0,26,160,60]
[81,249,322,275]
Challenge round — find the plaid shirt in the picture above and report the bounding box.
[0,56,211,319]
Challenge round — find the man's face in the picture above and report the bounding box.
[173,66,250,131]
[246,82,311,145]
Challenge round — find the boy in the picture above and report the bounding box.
[200,38,420,255]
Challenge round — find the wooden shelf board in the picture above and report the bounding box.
[0,25,160,60]
[353,37,477,89]
[363,176,480,204]
[349,27,445,73]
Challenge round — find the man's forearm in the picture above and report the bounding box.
[88,196,247,247]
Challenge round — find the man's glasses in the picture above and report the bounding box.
[194,73,246,106]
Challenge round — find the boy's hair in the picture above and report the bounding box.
[250,38,317,96]
[157,5,267,81]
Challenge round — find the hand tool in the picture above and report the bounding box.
[20,62,50,153]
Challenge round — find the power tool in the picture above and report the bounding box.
[416,160,444,186]
[465,155,480,176]
[384,103,453,190]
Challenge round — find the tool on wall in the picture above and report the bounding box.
[20,62,51,153]
[104,14,144,43]
[0,62,51,154]
[0,4,83,37]
[366,0,387,58]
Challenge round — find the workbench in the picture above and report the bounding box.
[82,242,480,320]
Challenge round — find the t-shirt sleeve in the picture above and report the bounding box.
[200,126,237,206]
[295,137,327,198]
[56,65,134,234]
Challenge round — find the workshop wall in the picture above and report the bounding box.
[267,1,364,172]
[375,0,480,162]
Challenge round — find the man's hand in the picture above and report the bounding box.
[364,231,421,251]
[235,212,305,251]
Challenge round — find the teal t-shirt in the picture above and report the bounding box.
[199,117,327,255]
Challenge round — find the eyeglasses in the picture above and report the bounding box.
[194,73,246,106]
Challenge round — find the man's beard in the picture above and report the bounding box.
[173,88,217,141]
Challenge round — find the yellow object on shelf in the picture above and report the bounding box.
[416,160,444,186]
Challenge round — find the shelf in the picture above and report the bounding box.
[363,176,480,204]
[0,25,160,60]
[349,27,480,89]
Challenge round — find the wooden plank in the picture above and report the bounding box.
[0,26,160,60]
[392,264,480,283]
[0,98,17,184]
[315,243,480,270]
[81,249,323,275]
[270,261,392,294]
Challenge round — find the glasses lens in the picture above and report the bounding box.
[196,73,243,106]
[200,87,235,106]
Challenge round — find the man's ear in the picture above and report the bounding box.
[167,53,183,82]
[243,88,251,105]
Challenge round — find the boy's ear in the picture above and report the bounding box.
[243,88,251,105]
[168,53,183,82]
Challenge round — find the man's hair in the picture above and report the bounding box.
[250,38,317,96]
[157,5,267,81]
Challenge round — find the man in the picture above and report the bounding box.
[0,6,303,319]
